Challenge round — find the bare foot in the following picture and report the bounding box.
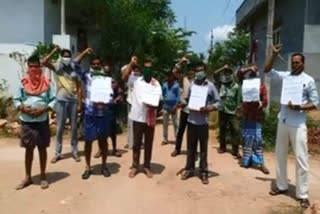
[15,179,33,190]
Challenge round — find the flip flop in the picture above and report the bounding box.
[15,179,33,190]
[128,168,138,178]
[40,180,49,189]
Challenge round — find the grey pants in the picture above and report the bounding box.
[162,109,178,142]
[55,100,78,157]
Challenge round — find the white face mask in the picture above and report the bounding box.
[61,57,71,66]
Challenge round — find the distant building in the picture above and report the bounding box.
[0,0,98,95]
[236,0,320,101]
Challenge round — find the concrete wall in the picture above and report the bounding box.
[44,0,61,43]
[305,0,320,25]
[304,53,320,97]
[303,0,320,53]
[0,0,45,44]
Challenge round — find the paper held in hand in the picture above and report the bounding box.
[188,84,209,111]
[140,82,162,107]
[90,76,113,103]
[281,76,303,105]
[242,78,261,102]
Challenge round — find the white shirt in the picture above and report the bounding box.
[268,69,319,127]
[129,77,161,123]
[121,65,140,104]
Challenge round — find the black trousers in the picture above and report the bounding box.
[132,121,155,169]
[185,123,209,173]
[218,111,240,153]
[175,110,189,152]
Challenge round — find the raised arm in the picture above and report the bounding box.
[74,48,93,64]
[121,56,138,82]
[264,45,281,73]
[41,46,59,71]
[213,64,230,75]
[172,56,188,76]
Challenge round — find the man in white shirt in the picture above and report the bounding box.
[265,45,319,209]
[128,60,162,179]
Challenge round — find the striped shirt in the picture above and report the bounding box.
[73,62,115,117]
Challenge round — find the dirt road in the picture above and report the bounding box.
[0,125,319,214]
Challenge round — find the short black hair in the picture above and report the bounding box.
[60,49,72,57]
[90,55,102,64]
[195,61,206,70]
[27,55,40,66]
[132,64,142,71]
[292,53,305,63]
[143,58,152,64]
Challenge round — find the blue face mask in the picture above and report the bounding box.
[221,74,234,84]
[195,71,206,81]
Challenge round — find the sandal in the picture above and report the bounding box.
[143,168,153,178]
[200,173,209,185]
[40,180,49,189]
[181,170,194,180]
[218,148,226,154]
[269,188,287,196]
[299,199,310,209]
[94,151,101,159]
[129,168,139,178]
[259,165,270,175]
[15,179,33,190]
[113,150,122,158]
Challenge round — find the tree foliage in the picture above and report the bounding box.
[69,0,194,82]
[208,28,249,74]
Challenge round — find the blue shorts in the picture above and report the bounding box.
[83,115,111,142]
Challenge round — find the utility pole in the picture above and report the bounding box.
[265,0,275,113]
[61,0,66,35]
[210,30,214,53]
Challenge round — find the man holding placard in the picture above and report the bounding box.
[265,46,319,209]
[180,62,220,185]
[73,48,115,180]
[128,61,162,179]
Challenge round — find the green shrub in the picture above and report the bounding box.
[262,103,280,150]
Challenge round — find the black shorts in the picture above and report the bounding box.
[20,120,50,148]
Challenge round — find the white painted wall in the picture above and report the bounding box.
[0,0,45,44]
[0,55,23,96]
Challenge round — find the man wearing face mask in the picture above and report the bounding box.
[265,46,319,209]
[94,63,123,158]
[122,56,140,149]
[214,65,242,158]
[237,65,269,174]
[180,62,220,185]
[128,60,162,179]
[73,48,116,179]
[14,55,56,190]
[41,47,81,163]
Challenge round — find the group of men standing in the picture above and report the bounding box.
[13,44,318,209]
